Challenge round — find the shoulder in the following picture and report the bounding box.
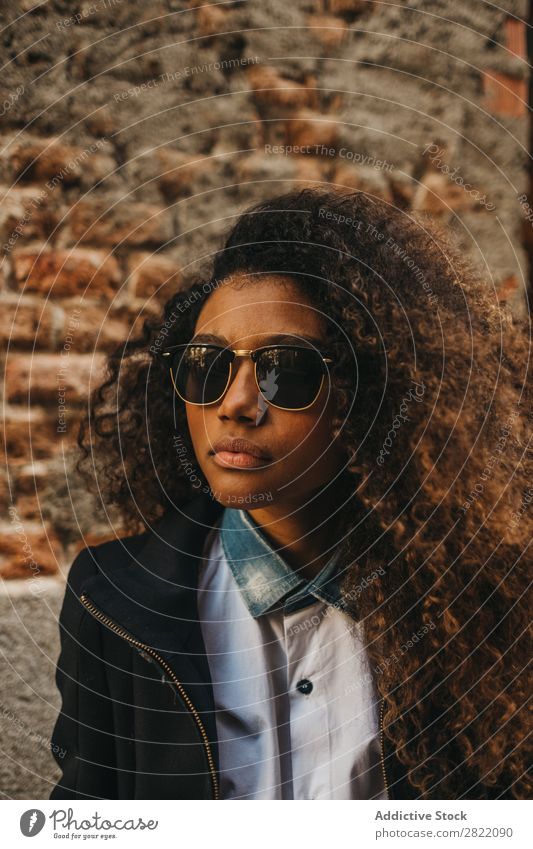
[61,530,150,622]
[67,529,151,591]
[66,493,223,601]
[56,531,150,646]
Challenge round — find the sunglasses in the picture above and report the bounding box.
[161,343,333,411]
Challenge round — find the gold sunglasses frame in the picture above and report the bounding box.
[162,343,333,411]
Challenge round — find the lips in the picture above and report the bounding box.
[210,436,272,460]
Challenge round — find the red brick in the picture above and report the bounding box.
[497,275,519,302]
[65,301,160,354]
[196,3,228,36]
[10,139,80,185]
[9,137,115,186]
[285,109,338,149]
[127,251,182,299]
[0,298,62,350]
[155,150,209,197]
[12,494,43,523]
[0,521,61,578]
[504,18,526,60]
[307,15,347,47]
[13,248,121,298]
[483,70,527,118]
[4,352,106,405]
[412,171,478,216]
[66,303,129,353]
[85,110,117,138]
[1,409,75,460]
[13,462,48,495]
[68,199,174,246]
[327,0,368,14]
[0,186,64,248]
[247,66,318,110]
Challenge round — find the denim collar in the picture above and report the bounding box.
[218,506,348,618]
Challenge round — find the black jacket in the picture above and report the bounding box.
[49,492,509,800]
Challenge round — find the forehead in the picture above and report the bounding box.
[194,274,327,343]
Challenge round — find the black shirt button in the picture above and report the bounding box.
[296,678,313,695]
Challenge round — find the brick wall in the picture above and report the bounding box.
[1,0,529,579]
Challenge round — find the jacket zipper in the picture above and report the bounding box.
[79,592,219,800]
[379,698,391,798]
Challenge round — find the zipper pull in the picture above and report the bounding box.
[136,648,168,685]
[137,648,152,663]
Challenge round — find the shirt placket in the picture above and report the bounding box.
[283,601,332,800]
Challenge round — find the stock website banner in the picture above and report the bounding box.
[4,801,532,848]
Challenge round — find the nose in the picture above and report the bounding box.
[217,357,262,423]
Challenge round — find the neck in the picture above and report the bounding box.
[246,479,351,581]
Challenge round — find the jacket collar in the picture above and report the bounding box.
[219,505,347,617]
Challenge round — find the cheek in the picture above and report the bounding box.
[292,408,341,470]
[281,412,334,457]
[185,407,207,446]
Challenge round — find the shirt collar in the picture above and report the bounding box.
[218,506,348,618]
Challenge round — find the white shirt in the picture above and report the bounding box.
[197,512,388,800]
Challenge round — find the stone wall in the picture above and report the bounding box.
[0,580,64,798]
[1,0,529,579]
[0,0,529,795]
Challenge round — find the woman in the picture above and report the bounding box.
[50,187,531,800]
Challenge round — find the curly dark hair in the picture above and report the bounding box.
[78,187,532,799]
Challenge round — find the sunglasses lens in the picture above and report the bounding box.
[257,348,326,409]
[171,346,230,404]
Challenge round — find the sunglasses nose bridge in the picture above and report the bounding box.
[231,349,256,360]
[223,349,260,398]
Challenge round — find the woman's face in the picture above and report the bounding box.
[185,274,346,510]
